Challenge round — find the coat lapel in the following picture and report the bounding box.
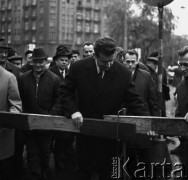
[86,57,101,92]
[97,62,117,96]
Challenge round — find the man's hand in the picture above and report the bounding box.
[71,112,83,128]
[147,131,165,141]
[184,112,188,123]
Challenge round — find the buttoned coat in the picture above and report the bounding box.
[58,57,149,118]
[0,66,22,160]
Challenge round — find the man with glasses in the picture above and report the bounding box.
[56,36,150,180]
[18,48,61,180]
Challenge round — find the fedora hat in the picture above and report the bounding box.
[147,51,158,63]
[31,48,48,60]
[0,38,11,49]
[53,45,72,60]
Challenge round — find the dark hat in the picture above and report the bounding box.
[7,48,17,59]
[53,45,72,60]
[8,55,22,62]
[31,48,48,60]
[0,38,11,49]
[147,51,158,62]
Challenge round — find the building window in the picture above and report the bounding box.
[49,20,55,27]
[8,35,11,44]
[76,22,82,32]
[85,11,90,20]
[25,34,29,41]
[39,32,43,40]
[76,36,81,45]
[94,12,99,21]
[25,22,29,30]
[32,36,36,43]
[94,24,99,33]
[40,6,44,14]
[32,10,36,17]
[85,23,90,33]
[40,20,44,27]
[8,24,11,32]
[32,21,36,30]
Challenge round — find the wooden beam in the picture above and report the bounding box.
[0,112,187,141]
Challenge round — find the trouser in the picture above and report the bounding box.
[53,132,74,161]
[76,134,117,180]
[12,130,26,179]
[26,131,53,180]
[126,141,172,180]
[0,156,13,180]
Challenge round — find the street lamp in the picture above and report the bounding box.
[143,0,174,116]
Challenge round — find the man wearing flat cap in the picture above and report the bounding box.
[49,45,75,170]
[18,47,62,180]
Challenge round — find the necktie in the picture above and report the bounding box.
[61,70,66,79]
[98,69,104,79]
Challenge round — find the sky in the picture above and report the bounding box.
[167,0,188,36]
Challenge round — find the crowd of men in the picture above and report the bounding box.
[1,36,188,180]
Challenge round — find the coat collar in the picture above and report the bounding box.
[86,57,117,96]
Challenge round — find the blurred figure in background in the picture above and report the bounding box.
[8,55,23,69]
[82,42,94,58]
[21,50,33,73]
[71,49,80,62]
[146,51,170,117]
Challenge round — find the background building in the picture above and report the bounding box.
[0,0,118,57]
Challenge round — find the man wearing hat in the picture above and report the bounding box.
[0,39,21,79]
[8,54,23,69]
[49,45,72,80]
[49,45,75,170]
[146,51,170,117]
[18,47,62,180]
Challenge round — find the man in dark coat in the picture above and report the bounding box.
[49,45,75,170]
[18,48,61,180]
[56,36,150,180]
[146,52,170,117]
[173,46,188,174]
[122,49,159,116]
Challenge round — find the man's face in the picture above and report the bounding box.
[95,52,115,71]
[32,58,47,74]
[178,52,188,78]
[123,53,138,72]
[26,53,33,65]
[0,49,7,68]
[146,60,158,72]
[12,60,22,68]
[83,45,94,58]
[72,53,80,62]
[56,55,70,70]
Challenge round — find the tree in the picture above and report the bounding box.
[104,0,176,64]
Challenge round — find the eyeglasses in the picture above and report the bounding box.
[178,61,188,67]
